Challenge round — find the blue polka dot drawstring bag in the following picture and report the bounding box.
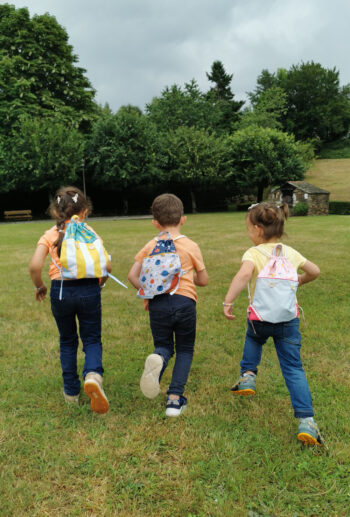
[137,231,186,300]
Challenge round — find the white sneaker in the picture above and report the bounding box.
[165,396,187,417]
[140,354,163,399]
[84,372,109,414]
[63,392,79,406]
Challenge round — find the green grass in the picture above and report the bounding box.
[305,158,350,201]
[1,213,350,516]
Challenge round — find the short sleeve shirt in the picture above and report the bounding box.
[242,242,307,298]
[135,235,205,302]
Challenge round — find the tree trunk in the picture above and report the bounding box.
[122,197,128,215]
[190,190,197,214]
[257,183,265,202]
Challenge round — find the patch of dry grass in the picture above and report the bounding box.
[306,158,350,200]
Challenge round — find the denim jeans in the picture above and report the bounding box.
[50,279,103,396]
[148,294,196,396]
[241,318,314,418]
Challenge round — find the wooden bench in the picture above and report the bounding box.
[4,209,32,221]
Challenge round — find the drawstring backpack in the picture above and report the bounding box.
[53,215,127,299]
[137,231,186,299]
[248,244,299,324]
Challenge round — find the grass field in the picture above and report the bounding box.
[305,159,350,201]
[1,213,349,516]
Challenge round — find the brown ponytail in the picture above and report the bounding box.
[247,202,288,240]
[48,186,92,256]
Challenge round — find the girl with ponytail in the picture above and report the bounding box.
[222,202,323,446]
[29,186,111,414]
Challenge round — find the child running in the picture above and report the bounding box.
[223,202,323,445]
[29,186,111,414]
[128,194,208,417]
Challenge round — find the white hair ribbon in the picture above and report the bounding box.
[248,203,259,211]
[72,193,78,203]
[57,196,61,204]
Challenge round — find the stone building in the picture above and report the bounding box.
[269,181,330,215]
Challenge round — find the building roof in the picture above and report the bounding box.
[279,181,330,194]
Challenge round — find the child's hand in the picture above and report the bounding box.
[99,276,108,289]
[35,285,47,301]
[223,303,235,320]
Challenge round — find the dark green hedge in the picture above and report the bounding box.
[329,201,350,215]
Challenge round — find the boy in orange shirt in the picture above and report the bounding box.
[128,194,208,417]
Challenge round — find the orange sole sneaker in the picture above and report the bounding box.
[231,388,256,396]
[297,432,323,446]
[84,379,109,414]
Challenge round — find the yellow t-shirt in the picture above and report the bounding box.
[135,235,205,303]
[242,242,307,298]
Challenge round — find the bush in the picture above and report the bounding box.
[237,203,252,212]
[318,137,350,159]
[293,202,308,216]
[329,201,350,214]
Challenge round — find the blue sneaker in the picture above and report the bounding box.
[231,373,256,396]
[297,418,323,446]
[165,395,187,417]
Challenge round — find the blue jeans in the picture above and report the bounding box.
[50,279,103,396]
[241,318,314,418]
[148,294,196,396]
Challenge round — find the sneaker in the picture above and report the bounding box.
[231,373,256,396]
[63,392,79,406]
[165,395,187,417]
[140,353,163,399]
[297,418,323,446]
[84,372,109,414]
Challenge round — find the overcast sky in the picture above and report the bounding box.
[7,0,350,112]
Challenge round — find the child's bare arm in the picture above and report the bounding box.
[29,244,48,301]
[128,261,142,289]
[223,261,255,320]
[298,260,320,286]
[194,268,209,286]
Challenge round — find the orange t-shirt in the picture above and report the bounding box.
[37,222,103,280]
[135,235,206,303]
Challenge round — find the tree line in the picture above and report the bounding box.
[0,4,349,214]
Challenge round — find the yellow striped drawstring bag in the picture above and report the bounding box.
[54,215,109,299]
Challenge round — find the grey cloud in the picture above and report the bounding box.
[9,0,350,111]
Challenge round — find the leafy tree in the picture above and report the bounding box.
[228,126,313,201]
[146,80,219,132]
[159,126,232,212]
[250,62,350,142]
[147,63,244,135]
[248,68,279,105]
[206,60,244,133]
[240,86,287,130]
[282,62,350,141]
[86,106,159,213]
[0,4,96,135]
[0,115,84,192]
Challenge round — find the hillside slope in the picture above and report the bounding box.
[305,158,350,201]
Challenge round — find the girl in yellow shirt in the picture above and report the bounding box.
[223,202,323,446]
